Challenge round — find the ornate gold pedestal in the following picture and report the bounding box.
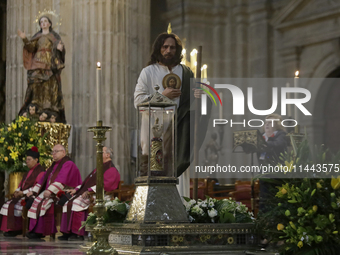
[88,229,117,255]
[37,122,71,148]
[8,172,25,195]
[87,121,117,255]
[37,122,72,167]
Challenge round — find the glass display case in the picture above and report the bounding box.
[136,85,177,183]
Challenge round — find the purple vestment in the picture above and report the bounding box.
[28,158,82,236]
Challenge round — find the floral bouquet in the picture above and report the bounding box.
[0,116,51,173]
[80,197,130,229]
[256,140,340,255]
[183,196,254,223]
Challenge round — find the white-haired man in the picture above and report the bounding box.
[58,146,120,241]
[26,144,82,239]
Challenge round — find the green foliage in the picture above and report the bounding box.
[80,198,130,230]
[0,116,52,173]
[256,139,340,255]
[104,201,129,224]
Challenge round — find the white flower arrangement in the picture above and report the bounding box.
[208,208,218,218]
[183,196,253,224]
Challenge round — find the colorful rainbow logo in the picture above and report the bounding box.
[196,82,222,106]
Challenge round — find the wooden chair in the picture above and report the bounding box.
[22,206,29,237]
[229,180,260,216]
[235,180,251,190]
[230,189,252,209]
[207,182,235,200]
[52,203,63,239]
[88,181,136,212]
[253,180,260,216]
[107,181,135,201]
[190,178,210,199]
[190,178,234,200]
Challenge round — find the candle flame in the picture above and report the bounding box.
[97,62,101,68]
[182,48,186,54]
[295,70,299,77]
[190,49,197,56]
[201,64,207,71]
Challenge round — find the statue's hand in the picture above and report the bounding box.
[57,41,64,51]
[162,88,181,99]
[17,29,26,39]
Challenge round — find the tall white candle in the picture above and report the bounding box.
[96,62,102,122]
[294,71,299,123]
[286,82,292,117]
[219,92,223,119]
[190,49,197,78]
[201,64,207,82]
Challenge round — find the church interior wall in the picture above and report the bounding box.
[0,0,6,123]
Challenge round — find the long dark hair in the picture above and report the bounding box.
[38,16,53,33]
[147,33,183,66]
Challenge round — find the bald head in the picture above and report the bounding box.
[52,144,66,162]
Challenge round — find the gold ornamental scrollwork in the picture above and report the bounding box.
[150,118,163,172]
[233,129,265,154]
[150,140,163,171]
[37,122,71,167]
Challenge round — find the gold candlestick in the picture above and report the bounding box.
[87,120,116,255]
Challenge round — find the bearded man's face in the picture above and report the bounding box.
[160,37,176,66]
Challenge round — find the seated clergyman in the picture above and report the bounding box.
[58,146,121,241]
[0,147,45,237]
[25,144,82,239]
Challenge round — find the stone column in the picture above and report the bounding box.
[248,0,271,78]
[0,0,6,123]
[0,0,7,210]
[72,0,150,181]
[165,0,225,77]
[233,0,248,78]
